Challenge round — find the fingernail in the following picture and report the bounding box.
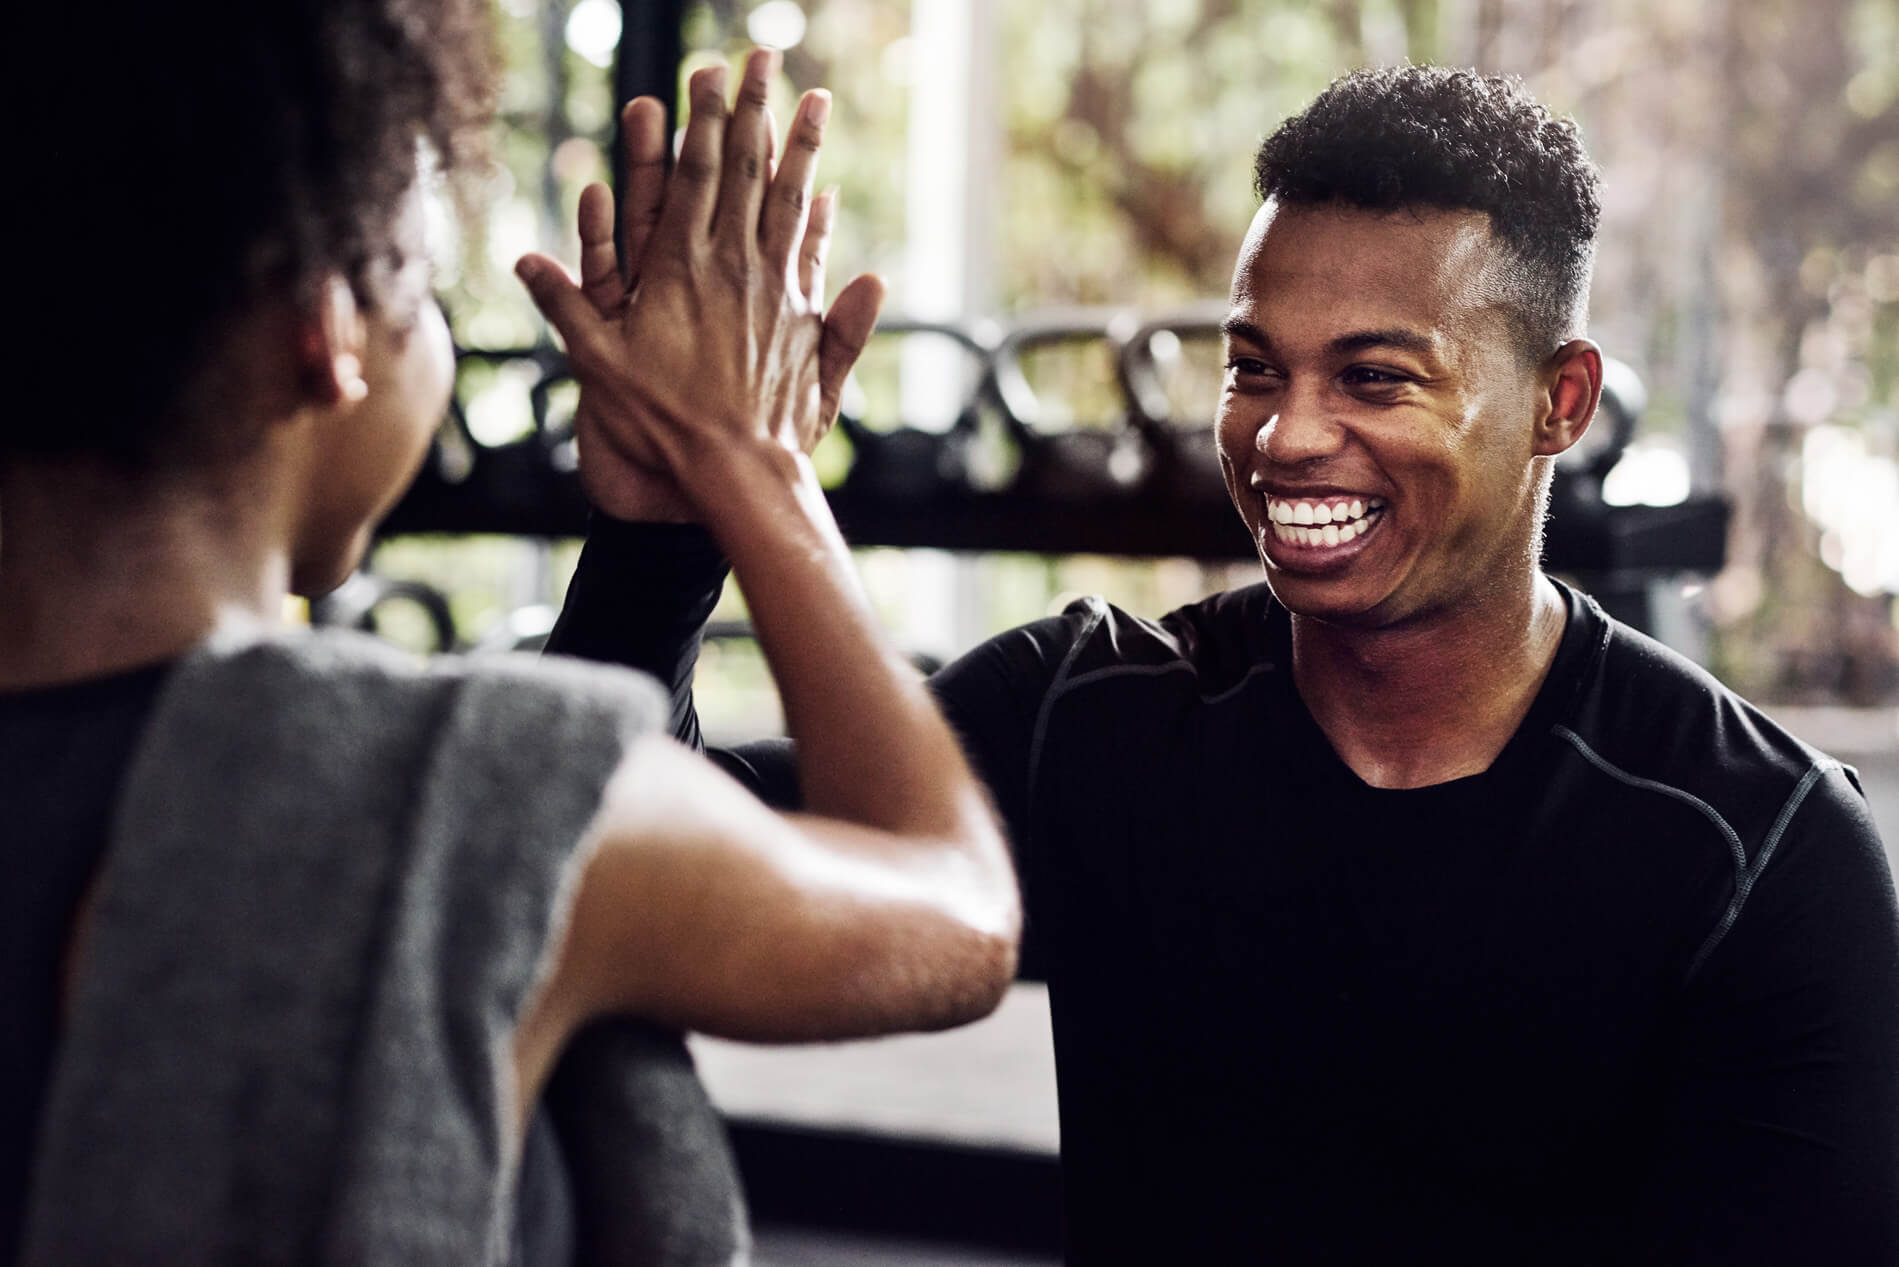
[808,89,832,128]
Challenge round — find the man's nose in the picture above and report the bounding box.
[1255,391,1344,465]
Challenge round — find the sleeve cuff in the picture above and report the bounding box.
[574,516,729,589]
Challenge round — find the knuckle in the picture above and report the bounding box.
[641,252,687,283]
[706,245,752,289]
[733,153,763,183]
[772,183,807,215]
[789,122,824,153]
[737,85,771,110]
[674,155,718,186]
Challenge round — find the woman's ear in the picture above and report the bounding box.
[297,276,370,407]
[1534,338,1603,459]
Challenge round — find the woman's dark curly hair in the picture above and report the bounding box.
[1253,66,1601,360]
[14,1,495,468]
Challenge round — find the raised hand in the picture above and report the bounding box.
[517,49,882,522]
[561,96,682,520]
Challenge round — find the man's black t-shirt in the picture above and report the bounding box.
[549,519,1899,1265]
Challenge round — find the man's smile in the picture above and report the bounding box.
[1260,494,1388,553]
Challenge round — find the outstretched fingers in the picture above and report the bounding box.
[762,89,829,284]
[818,272,885,424]
[516,254,608,367]
[577,184,624,317]
[651,63,729,253]
[797,186,837,307]
[618,96,669,288]
[710,47,779,256]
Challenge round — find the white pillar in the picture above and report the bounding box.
[900,0,1000,658]
[902,0,996,433]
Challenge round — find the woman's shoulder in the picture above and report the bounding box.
[177,624,671,734]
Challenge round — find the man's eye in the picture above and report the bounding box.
[1225,358,1275,379]
[1342,366,1408,388]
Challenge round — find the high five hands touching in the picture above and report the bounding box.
[516,49,883,523]
[507,51,1018,1057]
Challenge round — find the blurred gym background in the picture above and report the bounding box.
[325,1,1896,1260]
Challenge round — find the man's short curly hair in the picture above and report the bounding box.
[1252,66,1601,360]
[14,1,494,469]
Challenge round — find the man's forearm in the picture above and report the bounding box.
[545,517,728,748]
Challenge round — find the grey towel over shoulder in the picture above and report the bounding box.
[22,628,748,1266]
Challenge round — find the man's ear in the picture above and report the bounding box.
[296,275,370,407]
[1533,338,1602,459]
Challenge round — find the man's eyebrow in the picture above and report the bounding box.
[1327,328,1436,357]
[1220,317,1268,345]
[1218,320,1436,359]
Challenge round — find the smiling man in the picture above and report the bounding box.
[553,67,1898,1263]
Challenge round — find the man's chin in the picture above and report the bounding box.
[1261,571,1399,630]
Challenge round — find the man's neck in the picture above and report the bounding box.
[1289,572,1569,789]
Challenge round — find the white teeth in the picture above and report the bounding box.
[1266,494,1388,549]
[1269,504,1379,548]
[1266,497,1377,528]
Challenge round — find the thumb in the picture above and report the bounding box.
[516,253,604,361]
[818,273,885,423]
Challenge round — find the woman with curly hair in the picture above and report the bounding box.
[2,6,1016,1264]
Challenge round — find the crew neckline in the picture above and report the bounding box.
[1268,579,1605,805]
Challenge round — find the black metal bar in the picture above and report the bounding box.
[392,324,1729,593]
[612,0,689,266]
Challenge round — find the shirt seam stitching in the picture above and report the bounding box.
[1026,599,1109,825]
[1057,657,1280,706]
[1551,724,1838,983]
[1684,758,1837,979]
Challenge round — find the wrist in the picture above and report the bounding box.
[591,483,701,523]
[676,433,817,519]
[687,441,846,567]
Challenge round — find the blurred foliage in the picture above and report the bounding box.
[398,0,1898,707]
